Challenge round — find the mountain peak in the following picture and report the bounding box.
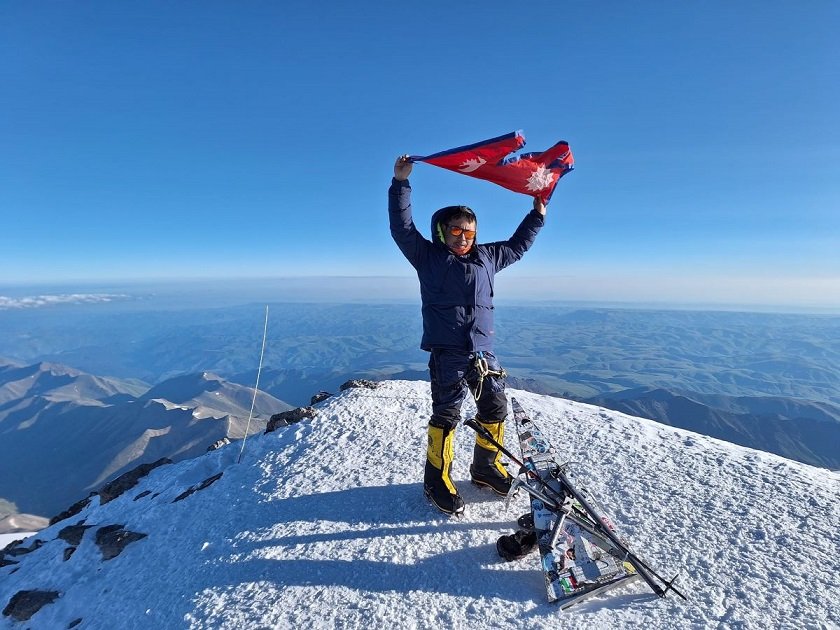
[1,381,836,628]
[140,372,238,403]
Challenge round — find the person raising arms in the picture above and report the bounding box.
[389,154,546,515]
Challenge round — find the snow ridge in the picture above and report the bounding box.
[1,381,837,629]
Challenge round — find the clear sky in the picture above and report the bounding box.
[1,2,838,309]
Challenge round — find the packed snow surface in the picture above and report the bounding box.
[1,381,837,629]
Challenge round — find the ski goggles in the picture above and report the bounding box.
[446,225,476,239]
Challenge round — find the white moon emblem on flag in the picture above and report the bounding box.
[458,157,486,173]
[526,165,555,191]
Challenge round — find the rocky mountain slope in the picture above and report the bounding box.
[0,362,291,518]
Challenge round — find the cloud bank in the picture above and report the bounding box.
[0,294,129,310]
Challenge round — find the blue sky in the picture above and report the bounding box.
[1,2,838,309]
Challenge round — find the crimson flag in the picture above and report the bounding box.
[410,130,573,202]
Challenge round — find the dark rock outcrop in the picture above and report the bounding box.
[49,495,94,527]
[97,458,172,505]
[1,536,23,553]
[50,458,173,525]
[3,538,44,557]
[1,537,43,567]
[95,524,147,561]
[57,522,92,546]
[310,391,332,405]
[266,407,317,433]
[207,437,231,452]
[339,379,379,391]
[2,589,60,621]
[172,472,224,503]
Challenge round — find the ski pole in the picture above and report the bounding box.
[466,417,688,601]
[554,465,688,600]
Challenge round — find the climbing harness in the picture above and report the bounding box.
[470,351,507,402]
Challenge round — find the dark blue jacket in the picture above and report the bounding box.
[389,177,544,352]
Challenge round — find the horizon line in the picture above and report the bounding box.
[1,276,838,316]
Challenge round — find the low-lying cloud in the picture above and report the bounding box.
[0,294,129,310]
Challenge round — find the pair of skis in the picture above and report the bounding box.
[465,397,687,609]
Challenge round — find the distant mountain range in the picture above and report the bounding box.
[0,360,292,519]
[1,301,838,518]
[0,512,48,535]
[5,302,836,409]
[3,351,838,526]
[583,387,840,469]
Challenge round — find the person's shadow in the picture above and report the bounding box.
[195,481,546,602]
[195,481,647,610]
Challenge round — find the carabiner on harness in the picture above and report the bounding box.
[470,351,507,402]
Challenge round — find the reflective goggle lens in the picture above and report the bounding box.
[447,226,476,239]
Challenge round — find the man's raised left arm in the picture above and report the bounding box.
[489,196,547,271]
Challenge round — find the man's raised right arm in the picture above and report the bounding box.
[389,155,427,268]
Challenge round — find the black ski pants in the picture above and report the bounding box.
[428,349,507,431]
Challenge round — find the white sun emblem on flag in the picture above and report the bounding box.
[458,157,486,173]
[526,165,555,192]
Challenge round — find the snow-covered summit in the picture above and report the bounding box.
[1,381,837,629]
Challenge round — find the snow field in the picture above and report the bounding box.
[1,381,837,629]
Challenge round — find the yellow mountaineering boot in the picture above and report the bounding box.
[423,424,465,515]
[469,419,512,496]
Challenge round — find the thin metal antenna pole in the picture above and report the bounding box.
[238,305,269,464]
